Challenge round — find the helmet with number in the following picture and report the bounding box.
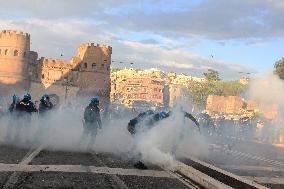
[90,96,99,105]
[144,109,154,115]
[23,93,31,101]
[41,94,50,101]
[159,111,169,119]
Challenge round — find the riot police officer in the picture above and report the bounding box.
[82,96,102,149]
[15,93,37,116]
[38,94,54,116]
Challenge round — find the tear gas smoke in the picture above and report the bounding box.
[134,110,208,168]
[247,72,284,144]
[0,98,209,169]
[248,72,284,111]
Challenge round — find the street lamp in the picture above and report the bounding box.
[63,76,69,104]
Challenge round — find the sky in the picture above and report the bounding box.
[0,0,283,79]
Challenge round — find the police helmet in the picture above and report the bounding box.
[41,94,50,101]
[23,93,31,101]
[144,109,154,115]
[90,96,99,105]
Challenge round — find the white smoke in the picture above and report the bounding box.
[248,72,284,109]
[0,97,209,169]
[247,72,284,144]
[131,106,209,169]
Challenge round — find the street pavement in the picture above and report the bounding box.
[198,134,284,188]
[0,145,191,189]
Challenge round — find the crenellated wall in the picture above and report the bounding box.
[74,43,112,100]
[0,29,112,104]
[0,30,32,92]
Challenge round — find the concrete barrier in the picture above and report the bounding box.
[184,157,268,189]
[175,161,233,189]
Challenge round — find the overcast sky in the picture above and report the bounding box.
[0,0,283,79]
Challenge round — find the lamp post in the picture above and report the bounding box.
[64,76,69,104]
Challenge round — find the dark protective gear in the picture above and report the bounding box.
[159,111,170,119]
[39,94,54,115]
[127,110,155,135]
[84,104,102,128]
[183,111,200,132]
[128,110,200,136]
[23,93,31,101]
[82,103,102,147]
[41,94,49,101]
[15,97,37,115]
[144,109,154,115]
[90,96,99,106]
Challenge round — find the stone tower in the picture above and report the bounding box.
[0,30,31,94]
[71,43,112,103]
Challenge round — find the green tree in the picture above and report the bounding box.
[203,69,221,81]
[274,57,284,79]
[186,80,246,109]
[214,81,246,96]
[187,81,216,108]
[111,67,122,73]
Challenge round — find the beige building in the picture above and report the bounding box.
[0,30,112,105]
[206,95,245,116]
[110,68,205,108]
[0,30,38,93]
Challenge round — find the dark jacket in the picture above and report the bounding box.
[127,112,156,135]
[84,104,102,128]
[184,111,200,129]
[15,99,37,115]
[39,100,54,115]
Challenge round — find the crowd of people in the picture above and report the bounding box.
[0,93,203,169]
[196,112,281,143]
[5,92,279,169]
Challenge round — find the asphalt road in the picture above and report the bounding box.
[0,145,191,189]
[195,134,284,188]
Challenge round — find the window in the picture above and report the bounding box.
[134,87,140,92]
[101,64,104,68]
[4,49,8,55]
[14,50,19,56]
[92,63,96,69]
[153,88,158,92]
[42,74,45,79]
[84,63,88,68]
[107,66,110,71]
[143,88,147,92]
[142,95,146,99]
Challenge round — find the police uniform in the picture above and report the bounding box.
[82,97,102,148]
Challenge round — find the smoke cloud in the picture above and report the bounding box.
[0,99,209,169]
[247,72,284,144]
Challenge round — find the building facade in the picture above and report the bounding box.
[0,30,112,104]
[0,30,38,93]
[110,68,205,109]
